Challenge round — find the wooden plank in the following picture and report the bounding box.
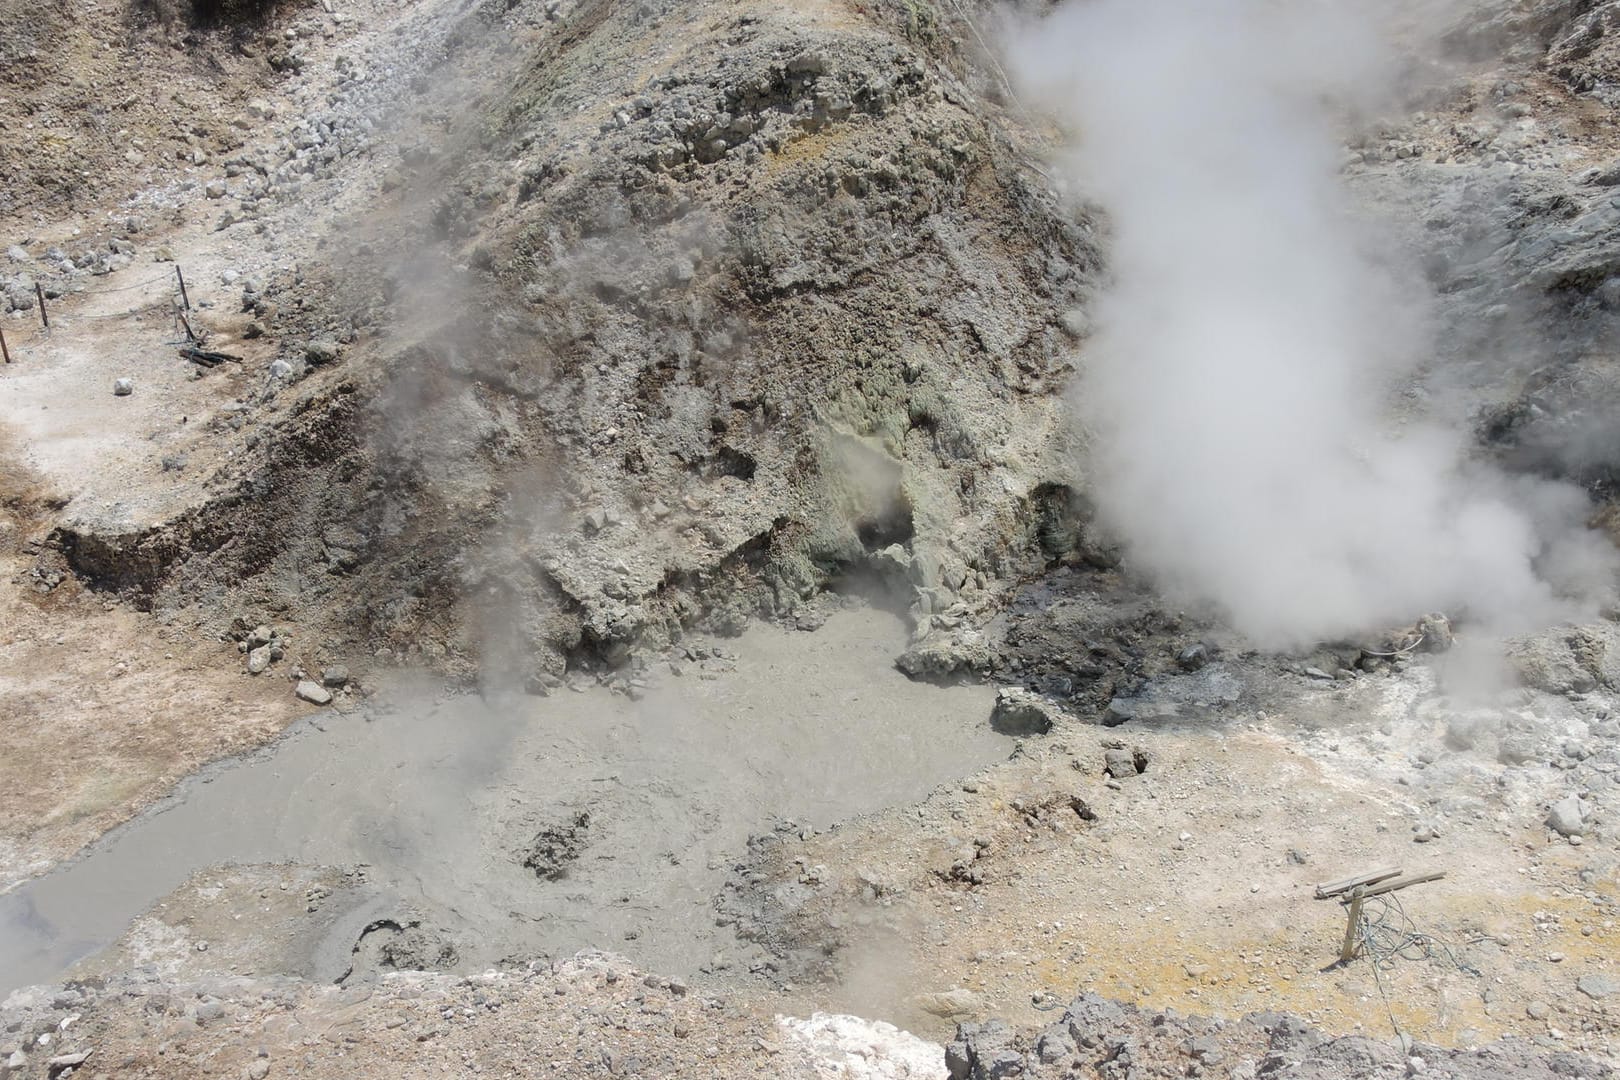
[1358,870,1445,898]
[1315,866,1402,900]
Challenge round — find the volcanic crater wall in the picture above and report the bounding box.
[51,0,1102,685]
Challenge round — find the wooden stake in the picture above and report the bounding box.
[0,325,10,364]
[175,264,191,311]
[178,310,197,343]
[1339,885,1366,962]
[35,282,47,329]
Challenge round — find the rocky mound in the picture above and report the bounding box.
[26,0,1097,691]
[950,992,1613,1080]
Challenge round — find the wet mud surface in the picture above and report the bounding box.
[0,607,1007,994]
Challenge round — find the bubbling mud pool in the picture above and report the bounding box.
[0,607,1008,995]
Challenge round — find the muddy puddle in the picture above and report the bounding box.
[0,607,1007,995]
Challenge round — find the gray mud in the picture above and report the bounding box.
[0,608,1006,995]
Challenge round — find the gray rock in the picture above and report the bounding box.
[916,988,984,1019]
[1577,974,1620,999]
[46,1050,90,1071]
[981,1051,1024,1079]
[295,680,333,705]
[205,179,228,199]
[989,687,1058,736]
[946,1019,1022,1080]
[4,1050,24,1072]
[1065,993,1125,1048]
[1185,1034,1223,1064]
[246,1059,270,1080]
[896,634,994,680]
[1104,747,1143,779]
[1499,737,1540,766]
[1104,695,1180,725]
[112,378,133,396]
[1265,1014,1322,1053]
[321,665,350,688]
[4,280,34,311]
[1035,1024,1074,1065]
[5,246,27,263]
[304,339,340,364]
[787,51,826,76]
[1417,613,1454,652]
[247,645,273,674]
[1445,713,1499,751]
[1547,795,1585,837]
[1509,631,1603,695]
[1104,665,1245,726]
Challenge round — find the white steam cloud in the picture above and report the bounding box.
[1008,0,1617,648]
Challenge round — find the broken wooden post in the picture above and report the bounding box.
[1339,885,1367,962]
[175,264,191,311]
[35,281,47,329]
[1359,871,1446,898]
[1315,867,1402,900]
[0,326,10,365]
[178,344,242,368]
[1317,866,1447,963]
[178,310,197,343]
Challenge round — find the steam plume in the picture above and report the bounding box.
[1008,0,1616,648]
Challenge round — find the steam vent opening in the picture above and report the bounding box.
[854,493,915,550]
[7,0,1620,1073]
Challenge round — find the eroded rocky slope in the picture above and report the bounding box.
[16,0,1098,695]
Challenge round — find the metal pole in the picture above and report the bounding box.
[35,282,47,329]
[175,265,191,311]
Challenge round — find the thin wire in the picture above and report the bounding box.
[1349,893,1483,1040]
[68,301,174,320]
[1362,633,1426,659]
[70,273,173,294]
[930,3,1058,190]
[23,274,176,328]
[938,0,1024,115]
